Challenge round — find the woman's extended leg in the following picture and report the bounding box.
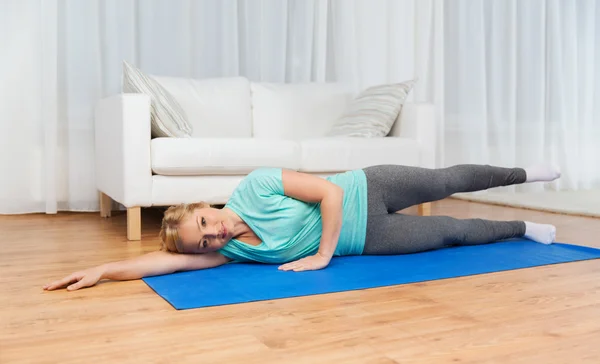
[362,214,556,255]
[363,164,560,213]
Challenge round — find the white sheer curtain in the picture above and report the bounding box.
[441,0,600,193]
[1,0,598,214]
[0,0,415,214]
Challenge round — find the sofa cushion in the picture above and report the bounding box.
[251,82,355,140]
[151,138,300,175]
[299,137,421,173]
[122,61,193,138]
[154,76,252,138]
[327,80,416,137]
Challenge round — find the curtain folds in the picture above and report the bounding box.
[0,0,597,214]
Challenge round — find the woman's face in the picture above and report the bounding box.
[176,207,233,253]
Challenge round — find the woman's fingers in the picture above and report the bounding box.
[279,262,299,271]
[43,275,72,291]
[278,254,329,272]
[279,260,308,271]
[44,273,80,291]
[67,277,88,291]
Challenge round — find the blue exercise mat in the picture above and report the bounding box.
[142,240,600,310]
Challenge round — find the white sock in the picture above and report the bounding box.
[524,221,556,245]
[525,164,561,183]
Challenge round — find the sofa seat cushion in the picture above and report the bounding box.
[151,138,300,175]
[299,137,421,173]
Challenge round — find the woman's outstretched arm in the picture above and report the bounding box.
[43,251,231,291]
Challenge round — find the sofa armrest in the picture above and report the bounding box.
[94,94,153,208]
[388,102,436,168]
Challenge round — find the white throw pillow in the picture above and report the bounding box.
[122,61,193,138]
[326,79,416,137]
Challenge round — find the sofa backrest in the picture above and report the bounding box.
[250,82,355,140]
[155,75,358,140]
[154,76,253,138]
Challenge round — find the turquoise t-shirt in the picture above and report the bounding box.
[218,168,368,264]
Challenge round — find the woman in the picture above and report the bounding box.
[44,163,560,292]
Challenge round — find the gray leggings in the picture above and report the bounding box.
[362,164,527,255]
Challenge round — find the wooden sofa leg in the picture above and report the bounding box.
[418,202,431,216]
[127,207,141,241]
[100,192,112,218]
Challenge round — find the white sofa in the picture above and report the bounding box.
[94,77,436,240]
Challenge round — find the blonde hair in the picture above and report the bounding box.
[159,202,211,253]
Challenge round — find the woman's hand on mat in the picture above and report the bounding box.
[43,266,105,291]
[278,253,331,272]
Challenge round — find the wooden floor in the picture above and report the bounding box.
[1,199,600,363]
